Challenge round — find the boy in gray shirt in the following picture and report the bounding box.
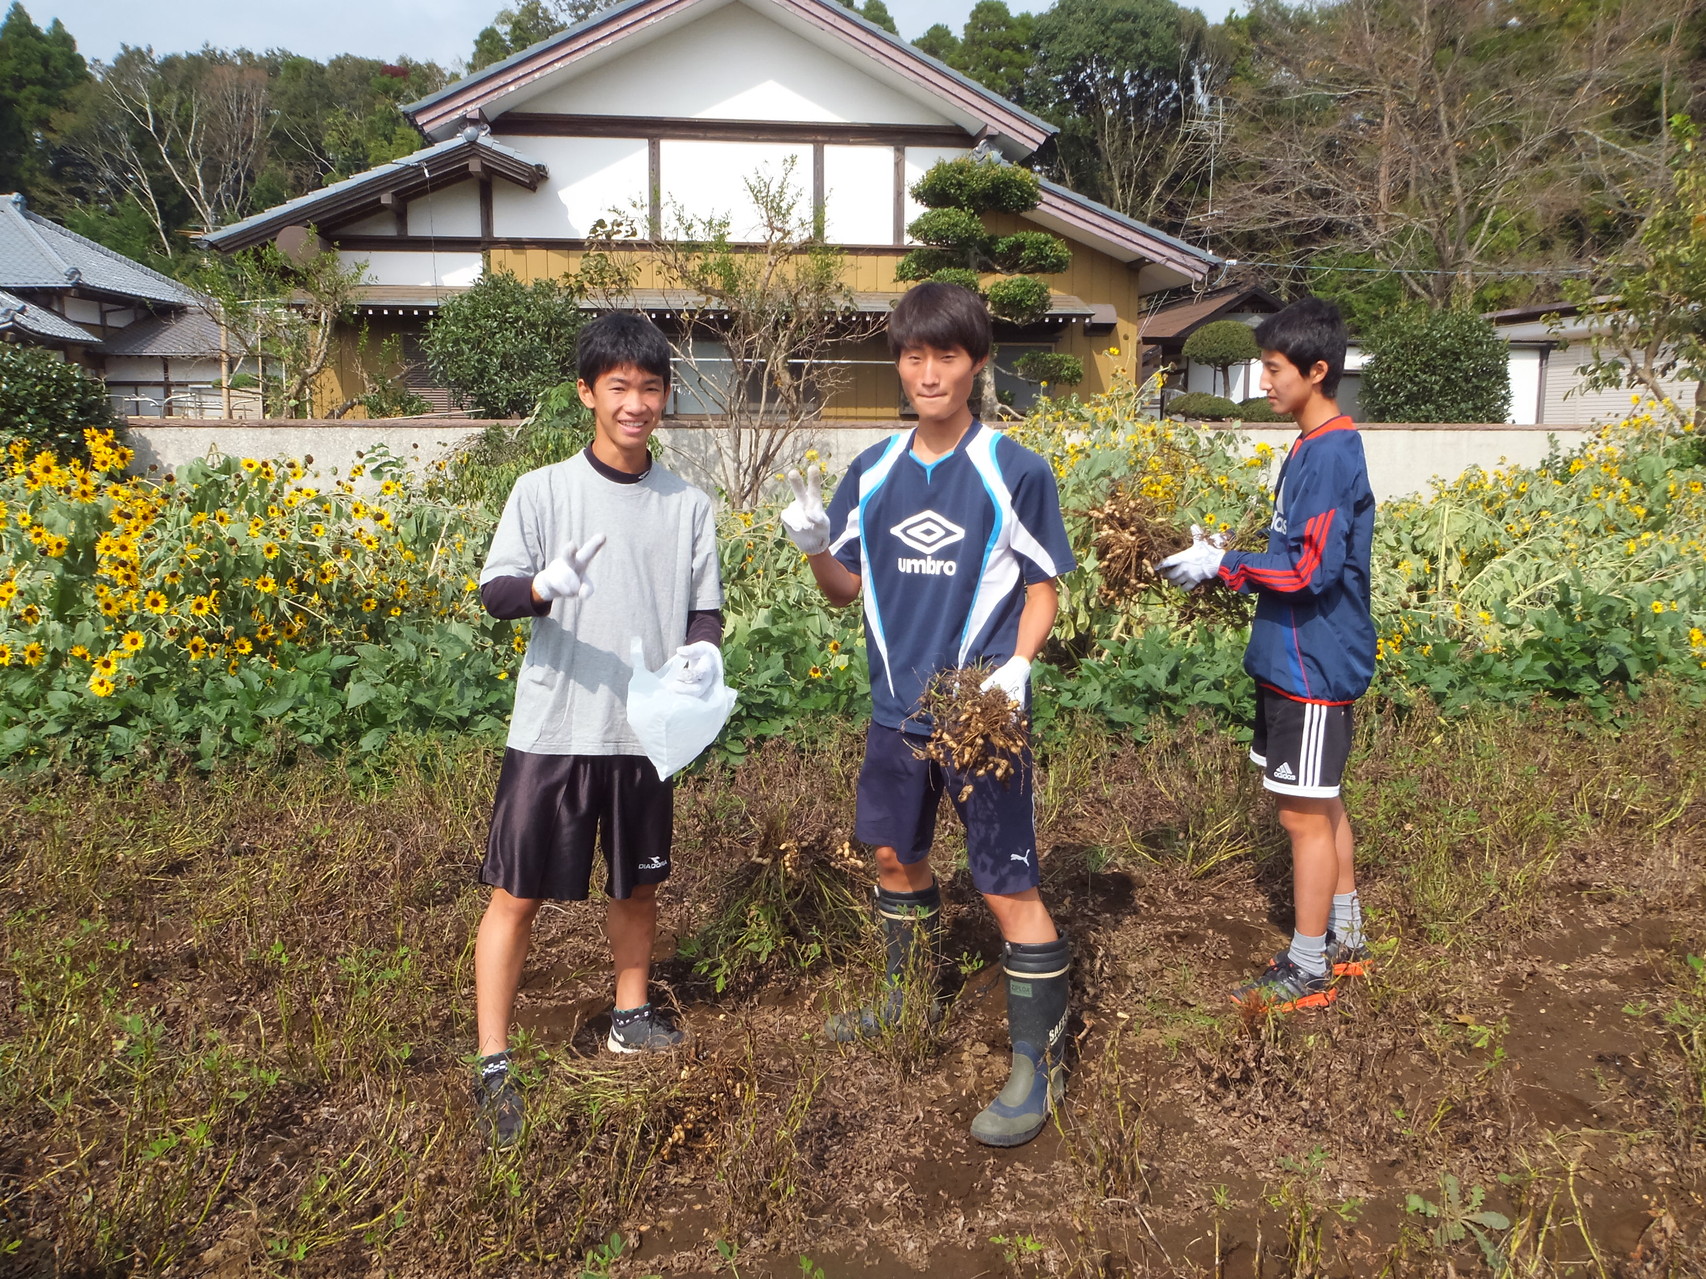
[472,313,722,1147]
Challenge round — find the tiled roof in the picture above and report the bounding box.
[101,308,227,357]
[0,194,197,305]
[344,284,1094,317]
[200,134,548,251]
[0,288,99,345]
[1138,283,1284,341]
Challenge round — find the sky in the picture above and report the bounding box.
[21,0,1244,69]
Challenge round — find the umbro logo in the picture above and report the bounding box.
[890,510,965,556]
[1272,762,1297,781]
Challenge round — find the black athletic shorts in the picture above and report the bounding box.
[1249,685,1354,799]
[854,723,1040,896]
[482,750,673,901]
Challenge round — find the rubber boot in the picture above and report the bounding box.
[825,882,943,1041]
[970,935,1069,1147]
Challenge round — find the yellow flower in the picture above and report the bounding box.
[240,458,259,472]
[188,594,215,617]
[512,633,527,653]
[119,631,145,654]
[69,644,90,660]
[255,576,277,594]
[234,637,253,655]
[827,640,841,654]
[808,665,824,678]
[88,674,114,698]
[93,652,119,675]
[19,604,41,626]
[144,590,168,613]
[388,605,401,617]
[1650,600,1666,614]
[0,644,9,666]
[22,642,44,666]
[0,580,15,607]
[362,597,377,612]
[255,623,275,642]
[186,636,209,659]
[262,542,280,559]
[380,479,400,496]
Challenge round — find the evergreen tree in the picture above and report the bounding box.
[0,3,88,199]
[914,23,960,62]
[954,1,1035,101]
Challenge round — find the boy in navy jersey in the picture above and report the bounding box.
[780,282,1076,1147]
[1159,297,1375,1012]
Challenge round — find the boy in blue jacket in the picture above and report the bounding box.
[1159,298,1375,1011]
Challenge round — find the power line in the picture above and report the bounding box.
[1222,258,1592,279]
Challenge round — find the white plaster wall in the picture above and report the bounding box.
[407,182,482,238]
[509,2,953,125]
[903,146,970,241]
[1184,358,1261,401]
[824,145,895,244]
[338,251,483,288]
[490,136,650,237]
[341,210,396,235]
[63,297,104,324]
[662,140,811,240]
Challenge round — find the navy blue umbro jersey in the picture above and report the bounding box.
[826,421,1076,733]
[1215,416,1376,704]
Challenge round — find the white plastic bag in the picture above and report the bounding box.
[625,638,738,781]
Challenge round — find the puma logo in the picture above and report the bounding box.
[1009,849,1032,864]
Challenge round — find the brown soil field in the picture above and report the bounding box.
[3,694,1705,1277]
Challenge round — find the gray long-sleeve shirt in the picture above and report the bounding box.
[479,451,722,755]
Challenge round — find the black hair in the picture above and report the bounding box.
[887,281,992,363]
[576,311,672,388]
[1253,297,1347,397]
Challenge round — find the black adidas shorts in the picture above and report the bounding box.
[854,723,1040,896]
[1249,685,1354,799]
[482,750,673,901]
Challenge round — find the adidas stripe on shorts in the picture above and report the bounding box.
[1249,685,1354,798]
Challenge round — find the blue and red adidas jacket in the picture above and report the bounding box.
[1215,415,1376,704]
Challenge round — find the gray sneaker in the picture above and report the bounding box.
[1325,930,1371,978]
[607,1003,685,1054]
[474,1063,525,1149]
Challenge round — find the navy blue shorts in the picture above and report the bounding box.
[854,723,1039,896]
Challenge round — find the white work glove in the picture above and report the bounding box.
[659,641,723,699]
[1157,525,1226,590]
[533,532,607,602]
[980,655,1031,707]
[780,464,831,556]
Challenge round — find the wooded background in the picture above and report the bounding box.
[0,0,1702,327]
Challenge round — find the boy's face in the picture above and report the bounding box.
[1258,348,1329,418]
[895,342,986,421]
[577,363,668,452]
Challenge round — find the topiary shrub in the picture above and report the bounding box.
[1238,395,1288,422]
[1166,392,1241,421]
[0,343,122,464]
[423,269,588,418]
[1181,320,1260,398]
[1362,310,1511,423]
[984,275,1052,326]
[1013,351,1084,387]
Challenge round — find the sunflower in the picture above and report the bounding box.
[0,580,16,606]
[164,571,182,586]
[262,542,280,560]
[254,623,275,642]
[88,674,115,698]
[380,479,400,496]
[19,604,41,626]
[185,636,209,659]
[68,644,90,660]
[808,665,824,678]
[255,576,277,594]
[388,605,401,617]
[311,523,326,538]
[240,457,260,472]
[228,658,240,675]
[93,653,119,675]
[0,644,10,665]
[361,597,377,612]
[233,637,253,655]
[22,642,44,666]
[143,591,168,613]
[188,595,214,617]
[119,631,145,654]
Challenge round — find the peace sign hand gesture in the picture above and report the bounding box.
[780,464,831,556]
[533,532,607,602]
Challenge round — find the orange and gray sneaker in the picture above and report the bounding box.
[1230,953,1337,1012]
[1325,931,1370,978]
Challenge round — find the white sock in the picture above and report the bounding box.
[1287,930,1328,978]
[1331,891,1364,949]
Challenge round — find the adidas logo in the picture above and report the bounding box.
[1272,761,1297,781]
